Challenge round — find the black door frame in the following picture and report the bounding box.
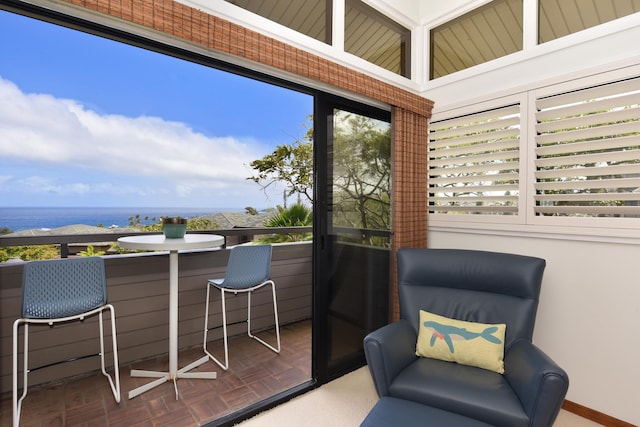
[313,94,391,384]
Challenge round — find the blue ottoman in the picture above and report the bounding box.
[360,397,494,427]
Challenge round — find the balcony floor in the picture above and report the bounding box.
[1,320,311,427]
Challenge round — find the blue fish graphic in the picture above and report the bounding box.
[423,320,502,353]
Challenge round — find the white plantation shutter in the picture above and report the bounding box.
[429,104,521,215]
[535,76,640,218]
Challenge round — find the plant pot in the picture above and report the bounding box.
[162,217,187,238]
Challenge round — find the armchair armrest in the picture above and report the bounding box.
[504,339,569,427]
[363,320,418,397]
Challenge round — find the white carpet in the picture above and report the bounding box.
[236,367,378,426]
[236,366,598,427]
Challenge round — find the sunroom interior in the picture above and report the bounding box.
[0,0,639,426]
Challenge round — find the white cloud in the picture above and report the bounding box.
[0,77,265,192]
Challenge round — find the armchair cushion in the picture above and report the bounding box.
[389,356,529,427]
[361,397,495,427]
[416,310,506,374]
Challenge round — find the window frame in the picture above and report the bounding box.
[429,63,640,241]
[428,99,524,219]
[429,0,523,80]
[429,93,528,226]
[527,65,640,232]
[427,0,640,83]
[538,0,640,44]
[224,0,332,45]
[344,0,411,78]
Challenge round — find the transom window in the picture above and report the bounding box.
[225,0,331,44]
[225,0,411,78]
[539,0,640,43]
[430,0,640,80]
[345,0,410,77]
[430,0,523,79]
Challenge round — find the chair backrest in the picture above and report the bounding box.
[221,245,273,289]
[397,248,546,349]
[22,257,107,319]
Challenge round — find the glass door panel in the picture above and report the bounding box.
[314,99,391,381]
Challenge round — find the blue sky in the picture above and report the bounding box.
[0,10,313,209]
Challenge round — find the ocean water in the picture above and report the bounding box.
[0,207,238,232]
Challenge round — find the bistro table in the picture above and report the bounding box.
[117,233,225,399]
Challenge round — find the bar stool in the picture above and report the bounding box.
[203,245,280,370]
[13,257,121,427]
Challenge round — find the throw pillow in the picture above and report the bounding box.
[415,310,506,374]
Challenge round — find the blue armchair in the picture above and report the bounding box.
[364,249,569,427]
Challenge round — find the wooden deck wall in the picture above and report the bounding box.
[0,243,312,394]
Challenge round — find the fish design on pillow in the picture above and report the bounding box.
[423,321,502,353]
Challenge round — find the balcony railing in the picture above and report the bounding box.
[0,228,312,395]
[0,226,312,258]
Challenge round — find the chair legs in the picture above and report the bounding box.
[203,284,230,370]
[247,281,281,354]
[203,281,281,371]
[99,305,121,404]
[12,320,28,427]
[12,306,121,427]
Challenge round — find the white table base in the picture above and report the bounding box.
[128,355,215,399]
[124,248,219,400]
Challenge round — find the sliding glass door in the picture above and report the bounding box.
[314,96,391,382]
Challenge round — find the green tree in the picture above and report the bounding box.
[128,214,158,227]
[78,245,106,257]
[245,207,259,215]
[332,112,391,232]
[0,226,61,262]
[248,116,313,205]
[0,245,59,262]
[248,113,391,245]
[260,203,312,243]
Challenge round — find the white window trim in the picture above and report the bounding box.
[178,0,421,92]
[423,4,640,90]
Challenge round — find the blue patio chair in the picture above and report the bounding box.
[13,257,121,427]
[203,245,281,370]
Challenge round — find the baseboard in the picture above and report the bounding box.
[562,400,636,427]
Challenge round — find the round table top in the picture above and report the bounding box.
[117,234,224,251]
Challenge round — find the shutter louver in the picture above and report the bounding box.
[535,76,640,218]
[429,104,520,215]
